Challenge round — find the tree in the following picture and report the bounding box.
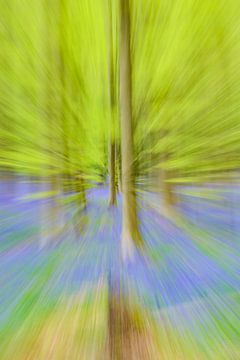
[119,0,143,260]
[107,0,117,206]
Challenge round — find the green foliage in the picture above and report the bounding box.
[1,0,240,185]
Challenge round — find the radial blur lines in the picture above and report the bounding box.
[1,0,240,359]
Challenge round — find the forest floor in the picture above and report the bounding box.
[0,180,240,359]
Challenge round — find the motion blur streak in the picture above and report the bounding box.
[0,0,240,359]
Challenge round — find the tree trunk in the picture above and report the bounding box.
[59,0,70,188]
[158,130,177,207]
[162,170,177,207]
[119,0,143,260]
[118,142,122,193]
[75,172,87,211]
[108,0,117,206]
[161,154,177,207]
[109,140,117,206]
[41,1,64,245]
[107,2,147,358]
